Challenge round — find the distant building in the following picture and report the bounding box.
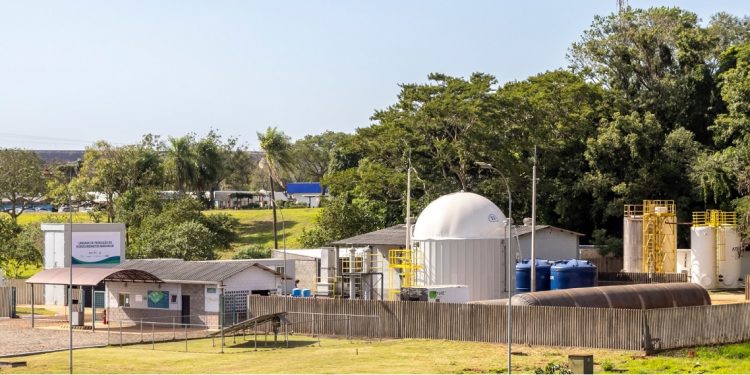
[286,182,325,208]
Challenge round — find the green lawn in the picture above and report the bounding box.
[14,306,57,316]
[207,208,320,257]
[17,208,321,260]
[4,335,750,374]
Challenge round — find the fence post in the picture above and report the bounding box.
[107,320,110,345]
[184,323,188,352]
[119,321,123,348]
[152,322,155,350]
[140,319,143,343]
[172,316,176,341]
[30,285,35,328]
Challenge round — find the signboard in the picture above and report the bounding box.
[71,232,122,265]
[147,291,169,309]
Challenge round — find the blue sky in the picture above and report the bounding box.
[0,1,748,150]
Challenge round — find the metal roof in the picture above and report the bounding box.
[331,224,407,247]
[286,182,323,194]
[26,267,162,286]
[117,259,291,284]
[330,224,584,248]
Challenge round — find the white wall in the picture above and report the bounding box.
[223,267,279,292]
[106,281,182,311]
[516,228,579,261]
[252,259,296,293]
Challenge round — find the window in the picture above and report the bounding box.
[118,293,130,307]
[276,266,285,276]
[206,287,217,294]
[171,294,178,304]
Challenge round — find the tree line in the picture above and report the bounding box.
[2,6,750,271]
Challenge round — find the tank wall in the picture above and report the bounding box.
[660,221,677,272]
[417,238,505,301]
[691,226,716,288]
[717,227,742,288]
[623,217,643,272]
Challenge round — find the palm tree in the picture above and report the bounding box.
[257,127,292,249]
[166,135,198,193]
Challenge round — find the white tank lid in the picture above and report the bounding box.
[412,192,506,240]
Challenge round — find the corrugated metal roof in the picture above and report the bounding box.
[117,259,289,283]
[331,224,407,247]
[286,182,323,194]
[26,267,162,286]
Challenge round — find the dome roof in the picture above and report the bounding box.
[412,192,506,240]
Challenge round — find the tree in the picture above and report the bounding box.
[570,7,716,144]
[0,149,46,223]
[300,194,380,248]
[165,135,198,192]
[0,218,42,278]
[257,126,292,249]
[290,131,350,182]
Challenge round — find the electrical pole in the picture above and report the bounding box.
[269,174,278,250]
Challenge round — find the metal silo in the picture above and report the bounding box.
[717,225,742,288]
[690,224,716,289]
[623,205,643,272]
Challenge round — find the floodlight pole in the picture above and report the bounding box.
[475,161,513,374]
[67,163,75,375]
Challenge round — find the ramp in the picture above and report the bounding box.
[210,312,288,337]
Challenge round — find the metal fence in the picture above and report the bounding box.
[3,279,44,305]
[597,271,688,286]
[249,295,750,352]
[746,275,749,301]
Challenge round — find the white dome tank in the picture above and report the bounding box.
[412,192,507,301]
[691,226,716,289]
[412,192,506,240]
[717,226,742,288]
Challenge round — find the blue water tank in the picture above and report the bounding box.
[550,259,598,290]
[302,289,312,298]
[291,288,302,297]
[515,259,552,292]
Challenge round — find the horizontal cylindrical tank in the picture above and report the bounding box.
[691,226,716,289]
[550,259,597,290]
[717,226,742,288]
[623,215,643,272]
[291,288,302,297]
[469,283,711,309]
[515,259,551,292]
[302,289,312,298]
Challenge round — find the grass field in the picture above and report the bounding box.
[3,335,750,374]
[16,208,320,261]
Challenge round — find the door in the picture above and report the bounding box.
[181,295,190,325]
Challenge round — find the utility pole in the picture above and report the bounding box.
[405,156,412,251]
[269,174,278,250]
[530,146,537,292]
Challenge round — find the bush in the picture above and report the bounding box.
[233,245,272,259]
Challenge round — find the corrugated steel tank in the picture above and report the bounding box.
[508,283,711,309]
[623,214,643,272]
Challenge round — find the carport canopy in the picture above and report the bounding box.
[26,267,162,286]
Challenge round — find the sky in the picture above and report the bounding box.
[0,1,748,150]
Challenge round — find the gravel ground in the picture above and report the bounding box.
[0,318,213,357]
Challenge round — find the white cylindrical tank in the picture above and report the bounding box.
[717,226,742,288]
[412,192,506,301]
[691,226,716,289]
[623,216,643,272]
[676,249,691,274]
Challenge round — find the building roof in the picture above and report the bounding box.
[27,267,162,286]
[117,259,291,284]
[330,223,584,248]
[510,225,585,237]
[286,182,323,194]
[331,224,407,247]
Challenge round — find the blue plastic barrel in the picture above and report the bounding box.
[302,288,312,298]
[550,259,598,290]
[515,259,552,292]
[291,288,302,297]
